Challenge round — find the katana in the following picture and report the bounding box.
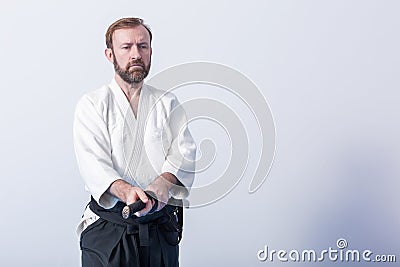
[122,190,158,219]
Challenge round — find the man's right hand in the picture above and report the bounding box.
[108,179,154,216]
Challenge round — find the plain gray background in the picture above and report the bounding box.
[1,0,399,266]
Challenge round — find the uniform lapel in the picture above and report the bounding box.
[128,83,149,186]
[109,79,150,186]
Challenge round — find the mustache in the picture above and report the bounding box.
[127,60,145,68]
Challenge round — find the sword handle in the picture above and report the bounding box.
[121,190,157,219]
[122,200,146,219]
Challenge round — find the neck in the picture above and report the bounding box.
[114,74,143,100]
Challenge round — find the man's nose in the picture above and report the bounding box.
[130,45,142,60]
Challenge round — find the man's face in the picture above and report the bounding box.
[108,26,152,84]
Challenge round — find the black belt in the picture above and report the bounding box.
[89,196,178,247]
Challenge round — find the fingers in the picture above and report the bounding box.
[124,175,173,217]
[145,180,169,212]
[125,187,148,205]
[134,199,153,217]
[135,188,149,203]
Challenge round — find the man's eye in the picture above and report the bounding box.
[140,45,148,49]
[122,46,129,50]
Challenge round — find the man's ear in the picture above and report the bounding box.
[105,48,114,63]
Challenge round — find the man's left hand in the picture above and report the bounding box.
[135,172,178,216]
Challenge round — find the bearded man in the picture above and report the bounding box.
[73,17,196,267]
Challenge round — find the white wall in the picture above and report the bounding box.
[1,0,399,266]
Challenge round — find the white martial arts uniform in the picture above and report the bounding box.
[73,79,196,236]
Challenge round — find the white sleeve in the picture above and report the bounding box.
[73,96,120,208]
[161,97,196,199]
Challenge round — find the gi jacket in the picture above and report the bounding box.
[73,79,196,235]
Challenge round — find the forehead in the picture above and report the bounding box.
[112,26,151,45]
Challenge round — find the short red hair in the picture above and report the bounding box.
[105,17,152,49]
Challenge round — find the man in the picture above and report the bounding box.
[73,17,196,267]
